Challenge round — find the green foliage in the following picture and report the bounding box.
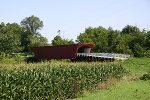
[0,52,17,64]
[107,29,119,52]
[77,26,109,52]
[0,23,23,53]
[52,35,74,46]
[0,52,6,61]
[140,73,150,81]
[132,43,146,57]
[116,34,133,55]
[21,15,43,34]
[21,15,48,52]
[77,25,150,57]
[0,52,27,64]
[121,25,141,36]
[146,31,150,50]
[29,34,49,47]
[0,63,127,99]
[146,49,150,57]
[0,15,49,54]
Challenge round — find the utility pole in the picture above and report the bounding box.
[57,30,61,36]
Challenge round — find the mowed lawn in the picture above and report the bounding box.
[74,58,150,100]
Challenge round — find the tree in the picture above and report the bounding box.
[76,26,109,52]
[146,31,150,50]
[52,35,74,46]
[76,27,95,44]
[121,25,140,36]
[132,43,146,57]
[107,29,120,52]
[119,25,146,57]
[21,15,43,35]
[116,34,133,55]
[31,34,48,47]
[0,23,23,53]
[20,15,48,52]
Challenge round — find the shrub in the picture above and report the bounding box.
[140,73,150,81]
[0,52,6,61]
[0,53,27,64]
[146,49,150,58]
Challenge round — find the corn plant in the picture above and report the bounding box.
[0,63,128,99]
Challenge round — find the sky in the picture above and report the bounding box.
[0,0,150,43]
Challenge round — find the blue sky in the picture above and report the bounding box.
[1,0,150,43]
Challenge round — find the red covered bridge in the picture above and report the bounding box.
[34,44,94,61]
[33,43,130,62]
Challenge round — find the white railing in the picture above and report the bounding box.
[77,53,130,59]
[27,55,35,57]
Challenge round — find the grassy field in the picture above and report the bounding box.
[122,58,150,74]
[74,58,150,100]
[74,80,150,100]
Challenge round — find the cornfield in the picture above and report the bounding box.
[0,62,128,99]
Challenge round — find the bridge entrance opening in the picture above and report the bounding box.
[78,46,91,53]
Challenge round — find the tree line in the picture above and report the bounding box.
[76,26,150,57]
[0,15,48,54]
[0,15,150,57]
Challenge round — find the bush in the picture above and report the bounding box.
[146,49,150,58]
[140,73,150,81]
[0,53,27,64]
[0,52,6,61]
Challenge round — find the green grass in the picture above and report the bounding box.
[75,80,150,100]
[74,58,150,100]
[122,58,150,74]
